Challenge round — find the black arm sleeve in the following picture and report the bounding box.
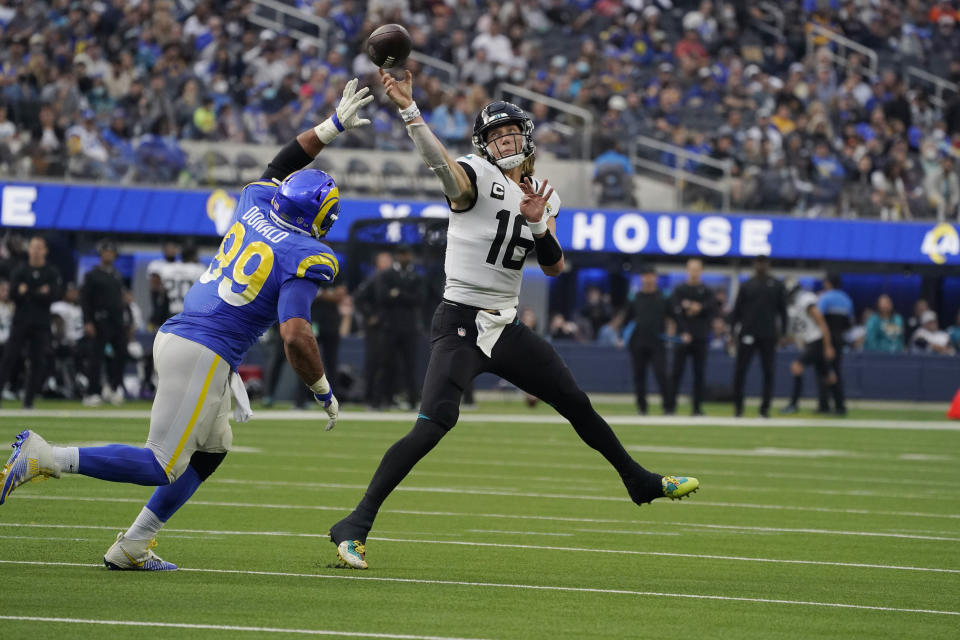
[534,228,563,265]
[444,161,479,213]
[260,139,315,182]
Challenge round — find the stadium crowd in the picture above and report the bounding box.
[0,1,958,218]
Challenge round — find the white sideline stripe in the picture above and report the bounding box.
[2,526,957,574]
[0,561,956,618]
[465,529,576,537]
[2,408,958,430]
[0,616,485,640]
[15,493,960,526]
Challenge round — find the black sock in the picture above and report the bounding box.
[554,390,640,477]
[331,418,447,543]
[790,375,802,405]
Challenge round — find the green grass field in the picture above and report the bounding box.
[0,397,958,639]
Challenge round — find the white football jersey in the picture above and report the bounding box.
[150,260,208,314]
[443,154,561,310]
[789,290,823,344]
[50,301,84,343]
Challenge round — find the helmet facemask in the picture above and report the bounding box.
[472,101,536,170]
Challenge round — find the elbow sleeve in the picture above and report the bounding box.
[406,123,463,199]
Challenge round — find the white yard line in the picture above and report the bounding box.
[0,616,487,639]
[14,492,960,525]
[0,562,956,617]
[2,408,958,430]
[2,525,957,574]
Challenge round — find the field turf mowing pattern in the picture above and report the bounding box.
[0,398,957,639]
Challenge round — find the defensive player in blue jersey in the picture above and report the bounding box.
[0,78,374,571]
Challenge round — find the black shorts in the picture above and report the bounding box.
[418,301,583,430]
[799,338,829,376]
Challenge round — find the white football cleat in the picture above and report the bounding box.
[107,387,125,407]
[103,532,178,571]
[82,394,103,407]
[0,430,60,505]
[335,540,368,569]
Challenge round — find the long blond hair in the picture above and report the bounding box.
[520,154,536,180]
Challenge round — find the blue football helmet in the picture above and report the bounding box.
[269,169,340,239]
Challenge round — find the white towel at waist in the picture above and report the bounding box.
[230,371,254,423]
[475,308,517,357]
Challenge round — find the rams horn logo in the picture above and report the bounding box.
[920,223,960,265]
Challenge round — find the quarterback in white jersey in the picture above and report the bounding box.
[326,69,699,571]
[781,286,835,414]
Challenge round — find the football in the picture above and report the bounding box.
[365,24,412,69]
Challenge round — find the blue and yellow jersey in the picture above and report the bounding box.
[161,181,339,369]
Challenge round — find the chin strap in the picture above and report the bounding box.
[495,152,526,170]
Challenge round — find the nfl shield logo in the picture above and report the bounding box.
[457,327,466,337]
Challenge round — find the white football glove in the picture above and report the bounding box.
[313,390,340,431]
[313,78,374,144]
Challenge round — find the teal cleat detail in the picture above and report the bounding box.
[335,539,368,569]
[661,475,700,500]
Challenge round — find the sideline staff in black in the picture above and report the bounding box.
[624,264,671,415]
[668,258,715,416]
[82,240,128,405]
[0,235,61,408]
[731,255,787,417]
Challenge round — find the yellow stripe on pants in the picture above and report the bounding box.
[164,355,221,474]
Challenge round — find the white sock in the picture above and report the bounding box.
[125,507,165,541]
[52,447,79,474]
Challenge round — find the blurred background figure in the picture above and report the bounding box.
[818,274,854,415]
[731,256,787,418]
[668,259,715,416]
[373,244,425,411]
[354,251,393,410]
[864,294,904,353]
[624,264,670,416]
[50,282,85,399]
[81,240,128,407]
[0,236,60,409]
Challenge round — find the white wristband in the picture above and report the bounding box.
[527,217,548,235]
[399,102,420,123]
[309,374,330,395]
[314,118,340,145]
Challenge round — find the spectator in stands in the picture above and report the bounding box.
[579,286,614,341]
[907,298,931,341]
[925,154,960,221]
[910,310,955,355]
[596,312,625,348]
[864,294,904,353]
[549,312,583,342]
[66,110,115,180]
[948,310,960,353]
[0,235,61,409]
[0,104,20,171]
[81,240,128,407]
[28,104,65,176]
[845,307,873,352]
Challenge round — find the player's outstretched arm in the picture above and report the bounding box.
[279,317,340,430]
[260,78,373,183]
[379,69,475,209]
